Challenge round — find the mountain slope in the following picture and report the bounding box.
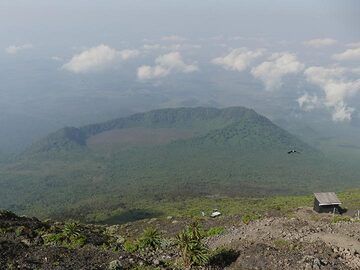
[0,107,357,222]
[28,107,302,153]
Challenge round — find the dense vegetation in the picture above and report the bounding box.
[0,107,359,222]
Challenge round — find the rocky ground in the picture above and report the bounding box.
[0,208,359,269]
[207,208,360,269]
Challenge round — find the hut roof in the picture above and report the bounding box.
[314,192,341,206]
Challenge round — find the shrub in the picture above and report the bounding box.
[62,222,81,238]
[65,234,87,249]
[138,228,162,250]
[43,233,64,245]
[175,222,209,268]
[42,221,86,248]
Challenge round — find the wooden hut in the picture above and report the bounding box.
[313,192,342,213]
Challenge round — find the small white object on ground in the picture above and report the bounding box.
[211,211,221,218]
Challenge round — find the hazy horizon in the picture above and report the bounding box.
[1,0,359,153]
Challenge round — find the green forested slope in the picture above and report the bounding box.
[0,107,358,222]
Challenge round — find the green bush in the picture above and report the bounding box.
[176,222,209,268]
[43,233,64,245]
[62,222,81,238]
[42,222,86,248]
[206,226,224,237]
[138,228,162,250]
[65,234,87,249]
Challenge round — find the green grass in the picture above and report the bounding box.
[87,190,360,224]
[206,227,225,237]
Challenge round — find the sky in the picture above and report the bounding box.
[0,0,359,153]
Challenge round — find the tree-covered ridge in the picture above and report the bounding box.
[1,107,358,222]
[26,106,310,154]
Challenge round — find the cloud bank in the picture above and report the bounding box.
[303,38,337,48]
[251,52,304,90]
[137,52,198,80]
[297,93,321,112]
[212,48,264,72]
[333,47,360,61]
[62,45,139,73]
[5,44,33,54]
[303,66,360,121]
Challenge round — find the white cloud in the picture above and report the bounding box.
[62,45,139,73]
[332,103,355,122]
[251,52,304,90]
[333,47,360,61]
[138,65,170,80]
[303,38,337,48]
[303,66,360,121]
[5,44,33,54]
[347,41,360,48]
[162,35,186,42]
[118,49,140,60]
[137,52,198,80]
[297,93,321,112]
[212,48,264,72]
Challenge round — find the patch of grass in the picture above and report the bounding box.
[206,226,225,237]
[273,239,290,249]
[241,213,261,225]
[42,222,87,248]
[123,240,139,253]
[332,216,352,223]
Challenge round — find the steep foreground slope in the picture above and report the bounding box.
[0,107,358,221]
[1,193,360,270]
